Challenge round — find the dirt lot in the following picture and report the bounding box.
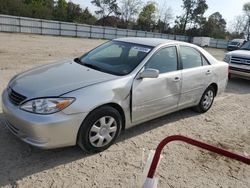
[0,33,249,188]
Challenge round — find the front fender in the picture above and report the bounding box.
[61,76,133,125]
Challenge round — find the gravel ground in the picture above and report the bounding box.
[0,33,249,188]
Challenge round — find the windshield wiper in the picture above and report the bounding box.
[82,62,103,72]
[74,57,82,64]
[74,57,104,72]
[74,57,114,74]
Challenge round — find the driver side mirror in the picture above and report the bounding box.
[138,68,159,79]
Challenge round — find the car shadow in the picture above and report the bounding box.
[225,77,250,95]
[0,112,89,186]
[0,108,197,186]
[118,109,197,143]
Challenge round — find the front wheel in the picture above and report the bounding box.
[194,86,215,113]
[77,106,122,153]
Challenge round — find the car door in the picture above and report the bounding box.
[178,45,213,108]
[132,46,181,123]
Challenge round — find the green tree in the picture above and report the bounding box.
[81,8,97,25]
[180,0,195,33]
[203,12,226,38]
[53,0,68,21]
[0,0,25,16]
[192,0,208,29]
[0,0,97,25]
[91,0,120,26]
[66,2,82,22]
[23,0,54,19]
[155,19,169,33]
[175,0,208,34]
[137,2,156,31]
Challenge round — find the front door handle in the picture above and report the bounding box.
[173,77,181,82]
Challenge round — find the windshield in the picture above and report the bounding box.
[78,41,153,76]
[229,41,240,46]
[240,41,250,50]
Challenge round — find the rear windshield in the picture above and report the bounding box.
[78,41,153,76]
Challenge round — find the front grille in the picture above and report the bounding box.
[5,119,19,135]
[229,66,250,73]
[230,56,250,66]
[7,87,27,105]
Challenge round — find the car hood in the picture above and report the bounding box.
[227,50,250,58]
[9,60,118,99]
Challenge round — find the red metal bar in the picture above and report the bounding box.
[147,135,250,179]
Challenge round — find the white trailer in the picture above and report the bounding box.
[193,37,210,47]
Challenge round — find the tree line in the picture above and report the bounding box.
[0,0,249,39]
[0,0,97,25]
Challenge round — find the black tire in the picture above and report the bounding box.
[77,106,122,153]
[193,86,215,113]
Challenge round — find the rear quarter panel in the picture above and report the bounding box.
[212,61,228,95]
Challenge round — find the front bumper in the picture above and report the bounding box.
[227,46,240,51]
[2,89,87,149]
[229,65,250,79]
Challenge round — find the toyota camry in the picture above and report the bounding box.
[2,38,228,153]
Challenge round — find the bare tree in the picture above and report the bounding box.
[243,2,250,40]
[231,15,246,34]
[160,6,173,30]
[153,1,173,33]
[120,0,142,27]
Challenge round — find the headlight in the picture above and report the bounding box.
[223,54,231,63]
[20,98,75,114]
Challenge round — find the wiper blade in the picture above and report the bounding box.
[74,58,106,73]
[83,63,102,71]
[74,57,82,64]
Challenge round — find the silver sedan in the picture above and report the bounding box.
[2,38,228,152]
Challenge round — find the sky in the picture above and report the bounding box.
[69,0,249,29]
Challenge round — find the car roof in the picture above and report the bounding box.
[231,39,245,42]
[113,37,186,47]
[113,37,218,65]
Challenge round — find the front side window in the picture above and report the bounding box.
[78,41,153,76]
[202,56,210,66]
[180,46,203,69]
[145,46,178,74]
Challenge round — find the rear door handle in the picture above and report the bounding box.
[206,70,212,75]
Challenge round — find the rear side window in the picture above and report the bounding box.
[180,46,203,69]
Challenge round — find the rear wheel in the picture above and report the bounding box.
[77,106,122,153]
[194,86,215,113]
